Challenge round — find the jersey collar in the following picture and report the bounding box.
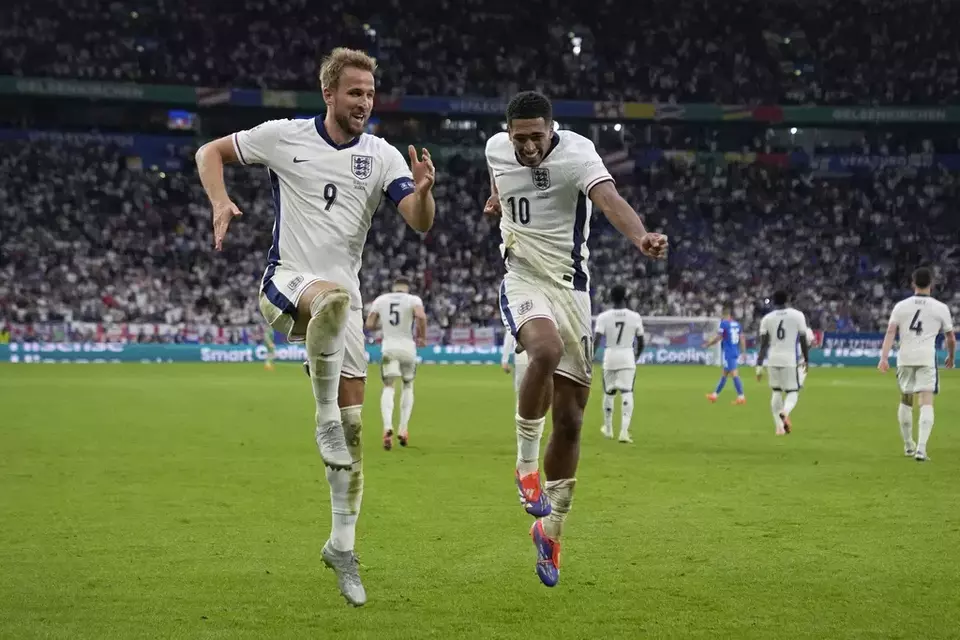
[513,132,561,166]
[314,116,362,150]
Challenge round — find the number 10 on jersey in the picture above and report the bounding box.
[507,197,530,225]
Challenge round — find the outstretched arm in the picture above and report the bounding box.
[588,181,668,258]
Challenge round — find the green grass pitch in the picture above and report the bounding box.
[2,363,959,639]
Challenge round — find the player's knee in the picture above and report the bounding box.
[605,389,617,397]
[528,338,563,371]
[306,284,350,319]
[341,405,363,462]
[402,380,414,391]
[552,398,584,437]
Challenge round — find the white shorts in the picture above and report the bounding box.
[382,345,417,383]
[897,365,939,395]
[603,367,636,394]
[259,266,367,379]
[498,272,593,385]
[768,365,801,393]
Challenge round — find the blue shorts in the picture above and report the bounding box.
[722,353,740,372]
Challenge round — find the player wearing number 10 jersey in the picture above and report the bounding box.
[196,47,436,607]
[484,91,668,587]
[879,267,956,461]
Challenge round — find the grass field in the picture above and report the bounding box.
[2,363,960,639]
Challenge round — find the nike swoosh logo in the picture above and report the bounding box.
[293,157,310,163]
[320,350,340,357]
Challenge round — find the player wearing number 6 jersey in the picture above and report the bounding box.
[196,48,436,607]
[593,285,645,443]
[756,291,810,435]
[483,91,668,587]
[367,277,427,450]
[879,267,956,462]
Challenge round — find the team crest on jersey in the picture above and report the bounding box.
[517,300,534,315]
[352,155,373,180]
[531,168,551,190]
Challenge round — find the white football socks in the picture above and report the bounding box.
[898,403,915,449]
[399,381,414,435]
[771,392,785,432]
[602,394,614,433]
[620,392,634,437]
[328,405,364,552]
[918,405,934,453]
[307,289,349,428]
[782,391,799,417]
[380,385,395,434]
[543,478,576,540]
[516,414,545,476]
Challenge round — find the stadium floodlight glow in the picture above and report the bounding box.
[553,121,561,131]
[614,123,622,132]
[790,127,798,135]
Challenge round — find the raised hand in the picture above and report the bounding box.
[408,146,435,194]
[640,233,669,259]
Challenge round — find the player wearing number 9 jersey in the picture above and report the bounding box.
[879,267,956,462]
[484,91,668,588]
[196,47,436,607]
[756,290,810,435]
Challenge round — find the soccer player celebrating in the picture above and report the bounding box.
[195,47,436,606]
[705,305,746,405]
[879,267,956,461]
[593,285,645,443]
[484,91,667,587]
[366,277,427,450]
[756,291,810,435]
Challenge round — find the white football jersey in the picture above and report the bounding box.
[595,308,644,370]
[371,291,423,349]
[889,295,954,366]
[796,328,816,360]
[233,117,415,307]
[760,307,809,367]
[486,130,613,291]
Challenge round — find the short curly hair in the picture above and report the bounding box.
[506,91,552,124]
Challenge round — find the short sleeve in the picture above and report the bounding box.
[570,140,614,194]
[717,320,726,336]
[636,317,645,336]
[887,302,901,327]
[942,304,955,333]
[411,295,424,309]
[759,316,770,337]
[233,119,289,166]
[381,144,415,205]
[593,313,605,333]
[370,297,384,316]
[796,311,809,333]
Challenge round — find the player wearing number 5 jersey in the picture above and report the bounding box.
[756,291,810,435]
[879,267,956,462]
[367,277,427,450]
[484,91,668,587]
[593,285,645,443]
[196,48,436,607]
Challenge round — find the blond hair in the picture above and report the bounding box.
[319,47,377,90]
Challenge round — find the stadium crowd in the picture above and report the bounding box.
[2,136,957,343]
[2,0,959,104]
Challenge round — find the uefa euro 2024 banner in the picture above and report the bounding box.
[2,333,954,366]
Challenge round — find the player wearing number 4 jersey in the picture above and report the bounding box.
[879,267,956,462]
[756,291,810,435]
[367,277,427,450]
[484,91,668,587]
[196,48,436,607]
[593,285,645,443]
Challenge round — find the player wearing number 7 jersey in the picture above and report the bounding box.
[195,48,436,607]
[756,290,810,435]
[483,91,668,587]
[879,267,956,462]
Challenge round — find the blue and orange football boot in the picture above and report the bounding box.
[530,520,561,587]
[515,469,551,517]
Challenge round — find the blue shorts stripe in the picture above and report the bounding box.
[263,277,298,318]
[500,281,517,336]
[571,193,588,292]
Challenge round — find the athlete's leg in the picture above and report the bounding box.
[731,367,745,403]
[380,374,397,449]
[916,389,935,461]
[263,324,276,370]
[898,393,916,455]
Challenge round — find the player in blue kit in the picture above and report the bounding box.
[705,306,746,405]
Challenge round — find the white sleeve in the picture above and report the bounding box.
[636,316,645,337]
[411,295,424,310]
[593,313,605,335]
[381,143,415,205]
[797,311,809,334]
[502,331,516,365]
[370,296,384,317]
[569,140,614,195]
[232,119,289,166]
[887,303,901,328]
[942,304,955,333]
[759,315,770,337]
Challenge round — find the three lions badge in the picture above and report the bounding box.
[352,155,373,180]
